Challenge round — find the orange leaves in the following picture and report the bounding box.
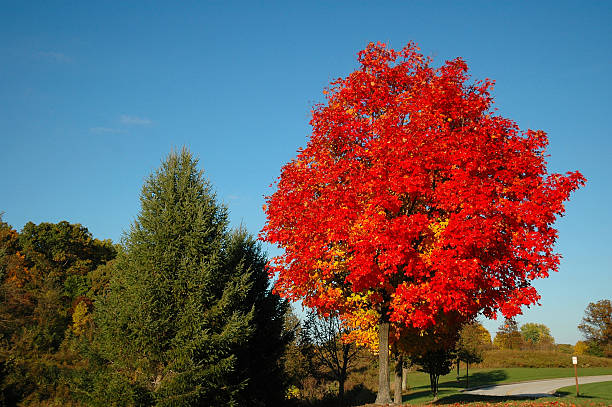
[5,251,30,287]
[260,41,585,342]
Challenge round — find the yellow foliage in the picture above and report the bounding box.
[419,218,449,263]
[475,324,492,346]
[71,301,91,336]
[574,340,588,355]
[342,291,380,352]
[285,385,300,400]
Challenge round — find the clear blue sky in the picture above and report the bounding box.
[1,1,610,345]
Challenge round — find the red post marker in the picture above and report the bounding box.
[572,356,579,396]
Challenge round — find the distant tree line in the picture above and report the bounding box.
[493,318,555,351]
[490,303,612,360]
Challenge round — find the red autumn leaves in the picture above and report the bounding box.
[261,42,584,338]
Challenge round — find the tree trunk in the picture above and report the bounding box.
[339,378,345,406]
[466,362,469,389]
[375,321,392,404]
[402,365,408,391]
[430,373,439,402]
[394,354,403,404]
[456,358,460,381]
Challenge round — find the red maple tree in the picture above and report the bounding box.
[260,42,585,403]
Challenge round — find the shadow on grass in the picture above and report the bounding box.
[344,384,377,405]
[400,370,511,405]
[554,389,596,399]
[437,369,509,390]
[401,390,536,405]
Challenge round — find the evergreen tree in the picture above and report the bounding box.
[91,148,287,406]
[224,229,291,407]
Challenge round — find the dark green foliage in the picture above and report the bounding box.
[0,151,290,405]
[89,148,288,406]
[224,229,291,407]
[412,347,456,400]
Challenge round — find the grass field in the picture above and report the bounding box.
[554,380,612,405]
[334,352,612,406]
[396,367,612,405]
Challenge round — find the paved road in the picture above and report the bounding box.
[463,375,612,398]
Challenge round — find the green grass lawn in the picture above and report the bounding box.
[554,380,612,404]
[398,367,612,405]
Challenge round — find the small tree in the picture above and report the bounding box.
[520,322,555,350]
[397,312,463,401]
[456,322,487,388]
[301,310,360,405]
[494,318,524,350]
[412,348,456,402]
[578,300,612,357]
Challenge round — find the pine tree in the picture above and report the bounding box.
[91,148,288,406]
[224,229,291,406]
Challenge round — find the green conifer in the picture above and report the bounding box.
[92,148,287,406]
